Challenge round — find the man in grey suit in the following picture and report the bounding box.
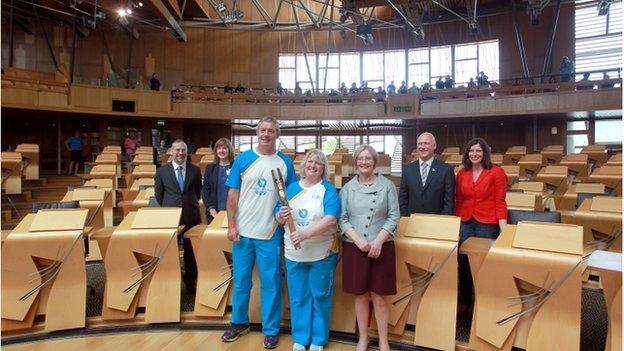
[155,139,202,292]
[399,132,455,216]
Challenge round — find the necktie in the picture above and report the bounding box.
[421,162,429,185]
[177,166,184,191]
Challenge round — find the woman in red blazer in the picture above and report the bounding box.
[455,137,508,308]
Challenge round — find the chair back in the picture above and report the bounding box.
[507,210,561,225]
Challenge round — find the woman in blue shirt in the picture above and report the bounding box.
[275,149,340,351]
[201,138,234,222]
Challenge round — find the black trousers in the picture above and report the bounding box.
[457,218,500,305]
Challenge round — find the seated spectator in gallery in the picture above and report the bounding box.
[599,73,615,89]
[349,82,359,94]
[467,78,477,89]
[576,72,594,90]
[444,75,454,89]
[328,89,340,103]
[294,82,303,95]
[224,81,233,94]
[276,82,284,95]
[375,86,386,102]
[543,76,558,92]
[339,82,348,95]
[398,81,408,94]
[408,82,419,94]
[235,82,246,93]
[360,81,369,92]
[435,77,445,89]
[476,71,489,87]
[387,81,396,94]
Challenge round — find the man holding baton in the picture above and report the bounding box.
[222,117,297,349]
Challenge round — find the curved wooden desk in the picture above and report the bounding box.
[471,222,584,351]
[1,209,89,332]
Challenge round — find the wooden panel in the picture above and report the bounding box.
[526,94,558,111]
[512,221,583,255]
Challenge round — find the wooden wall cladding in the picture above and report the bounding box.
[1,4,574,91]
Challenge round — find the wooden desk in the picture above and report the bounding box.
[2,152,23,195]
[92,153,122,178]
[605,153,622,167]
[440,147,460,162]
[588,166,622,196]
[15,144,39,180]
[517,154,545,179]
[501,165,520,187]
[386,214,460,351]
[124,164,156,189]
[540,145,564,165]
[506,192,544,211]
[101,208,182,323]
[534,165,569,208]
[82,164,118,189]
[558,183,606,211]
[470,222,584,351]
[503,146,527,165]
[564,196,622,254]
[586,250,622,351]
[581,144,609,168]
[1,209,89,332]
[559,154,589,179]
[488,154,502,166]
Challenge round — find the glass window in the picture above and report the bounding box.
[296,54,317,91]
[278,54,296,90]
[277,136,295,150]
[363,51,384,87]
[384,50,406,88]
[340,53,360,88]
[566,134,589,154]
[567,121,590,131]
[430,46,452,84]
[319,53,340,91]
[478,40,499,83]
[575,1,622,80]
[595,119,623,143]
[296,136,317,153]
[408,48,429,64]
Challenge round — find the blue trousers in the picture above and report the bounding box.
[231,235,282,336]
[285,253,338,347]
[458,218,500,305]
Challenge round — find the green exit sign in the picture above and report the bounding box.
[393,106,412,113]
[156,119,166,127]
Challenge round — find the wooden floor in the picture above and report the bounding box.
[3,331,360,351]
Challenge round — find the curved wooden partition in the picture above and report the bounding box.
[0,210,611,351]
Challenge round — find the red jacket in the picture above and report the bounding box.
[455,165,508,224]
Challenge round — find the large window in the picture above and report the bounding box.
[430,46,453,84]
[575,0,622,79]
[384,50,406,88]
[408,48,430,87]
[362,51,384,88]
[278,40,499,90]
[318,53,340,91]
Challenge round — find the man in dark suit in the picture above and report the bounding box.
[155,139,202,292]
[399,132,455,216]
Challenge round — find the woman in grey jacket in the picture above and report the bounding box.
[339,144,400,351]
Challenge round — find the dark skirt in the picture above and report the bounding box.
[342,240,397,296]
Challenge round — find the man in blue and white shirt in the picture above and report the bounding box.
[221,117,296,349]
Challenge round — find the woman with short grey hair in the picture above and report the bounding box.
[339,144,400,351]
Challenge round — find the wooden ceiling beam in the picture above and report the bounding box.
[149,0,187,41]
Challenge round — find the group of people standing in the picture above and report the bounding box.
[154,117,508,351]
